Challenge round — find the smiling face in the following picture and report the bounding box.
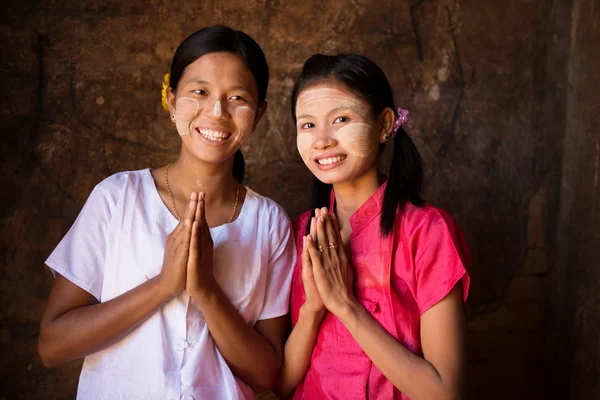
[167,52,263,165]
[295,81,386,184]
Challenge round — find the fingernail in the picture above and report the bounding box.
[190,192,197,200]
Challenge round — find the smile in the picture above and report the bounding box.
[315,155,347,165]
[196,128,232,142]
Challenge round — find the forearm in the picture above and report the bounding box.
[39,277,172,367]
[339,301,460,400]
[192,285,282,393]
[272,305,324,398]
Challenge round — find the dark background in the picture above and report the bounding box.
[1,0,598,398]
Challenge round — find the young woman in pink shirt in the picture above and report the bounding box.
[273,54,470,400]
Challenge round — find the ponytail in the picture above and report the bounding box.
[380,128,424,235]
[233,150,245,183]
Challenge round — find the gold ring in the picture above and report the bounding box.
[318,245,324,252]
[329,242,337,249]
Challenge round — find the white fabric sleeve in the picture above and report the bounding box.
[45,185,114,301]
[257,209,296,320]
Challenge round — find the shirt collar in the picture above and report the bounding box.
[330,181,388,233]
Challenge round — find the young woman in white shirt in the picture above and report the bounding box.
[38,25,296,400]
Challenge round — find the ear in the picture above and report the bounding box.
[167,88,177,124]
[252,100,268,131]
[379,107,395,143]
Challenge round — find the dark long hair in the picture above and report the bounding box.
[169,25,269,183]
[291,54,423,235]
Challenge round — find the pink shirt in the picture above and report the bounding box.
[290,183,470,400]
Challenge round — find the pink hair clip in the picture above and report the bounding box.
[392,108,412,137]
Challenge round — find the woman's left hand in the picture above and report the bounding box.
[306,208,355,317]
[186,192,217,295]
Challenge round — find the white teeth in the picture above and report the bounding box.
[317,155,346,165]
[198,128,230,142]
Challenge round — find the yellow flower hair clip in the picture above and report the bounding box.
[161,73,170,111]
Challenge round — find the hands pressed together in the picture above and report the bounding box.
[158,192,217,298]
[301,207,356,318]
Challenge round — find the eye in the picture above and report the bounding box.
[301,122,315,129]
[334,116,350,124]
[193,89,207,96]
[230,95,248,102]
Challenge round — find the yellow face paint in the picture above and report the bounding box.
[233,105,255,144]
[335,123,374,157]
[175,97,200,135]
[295,86,380,183]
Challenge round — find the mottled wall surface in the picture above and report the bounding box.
[547,0,600,398]
[1,0,598,399]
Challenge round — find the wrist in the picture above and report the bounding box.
[299,303,326,322]
[334,297,362,326]
[188,277,219,302]
[151,274,178,301]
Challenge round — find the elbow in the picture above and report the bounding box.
[249,358,281,394]
[250,371,278,395]
[37,330,66,369]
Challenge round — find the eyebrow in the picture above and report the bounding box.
[184,78,254,94]
[296,105,365,121]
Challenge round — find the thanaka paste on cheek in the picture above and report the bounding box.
[175,97,200,135]
[233,106,255,144]
[296,132,312,164]
[335,123,374,157]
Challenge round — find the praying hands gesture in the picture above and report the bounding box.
[157,191,216,298]
[303,207,355,317]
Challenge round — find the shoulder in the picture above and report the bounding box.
[94,169,149,198]
[245,188,292,230]
[401,203,470,266]
[401,203,458,235]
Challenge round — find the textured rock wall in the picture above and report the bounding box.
[0,0,597,399]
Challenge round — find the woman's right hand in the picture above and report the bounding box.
[301,208,326,315]
[157,192,199,297]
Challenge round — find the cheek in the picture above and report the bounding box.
[336,123,375,157]
[296,133,312,164]
[175,97,200,135]
[233,106,255,143]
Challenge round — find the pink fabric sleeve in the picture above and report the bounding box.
[290,211,312,326]
[413,209,471,315]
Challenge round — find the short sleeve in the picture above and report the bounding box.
[257,208,297,320]
[45,185,114,301]
[413,209,470,315]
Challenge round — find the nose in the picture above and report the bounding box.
[312,127,337,150]
[213,100,222,117]
[204,96,230,120]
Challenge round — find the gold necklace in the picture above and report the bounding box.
[165,163,240,223]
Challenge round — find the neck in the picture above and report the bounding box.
[332,168,384,231]
[169,149,238,205]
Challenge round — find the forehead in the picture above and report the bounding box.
[296,83,369,113]
[179,52,257,92]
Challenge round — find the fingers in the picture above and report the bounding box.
[309,217,316,242]
[301,236,313,272]
[180,192,197,241]
[305,235,323,271]
[323,214,341,263]
[329,213,348,263]
[316,215,331,265]
[196,192,207,232]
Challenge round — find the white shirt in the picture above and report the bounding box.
[46,169,296,400]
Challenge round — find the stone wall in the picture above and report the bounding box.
[0,0,597,399]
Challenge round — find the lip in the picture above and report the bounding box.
[194,126,233,147]
[313,153,348,171]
